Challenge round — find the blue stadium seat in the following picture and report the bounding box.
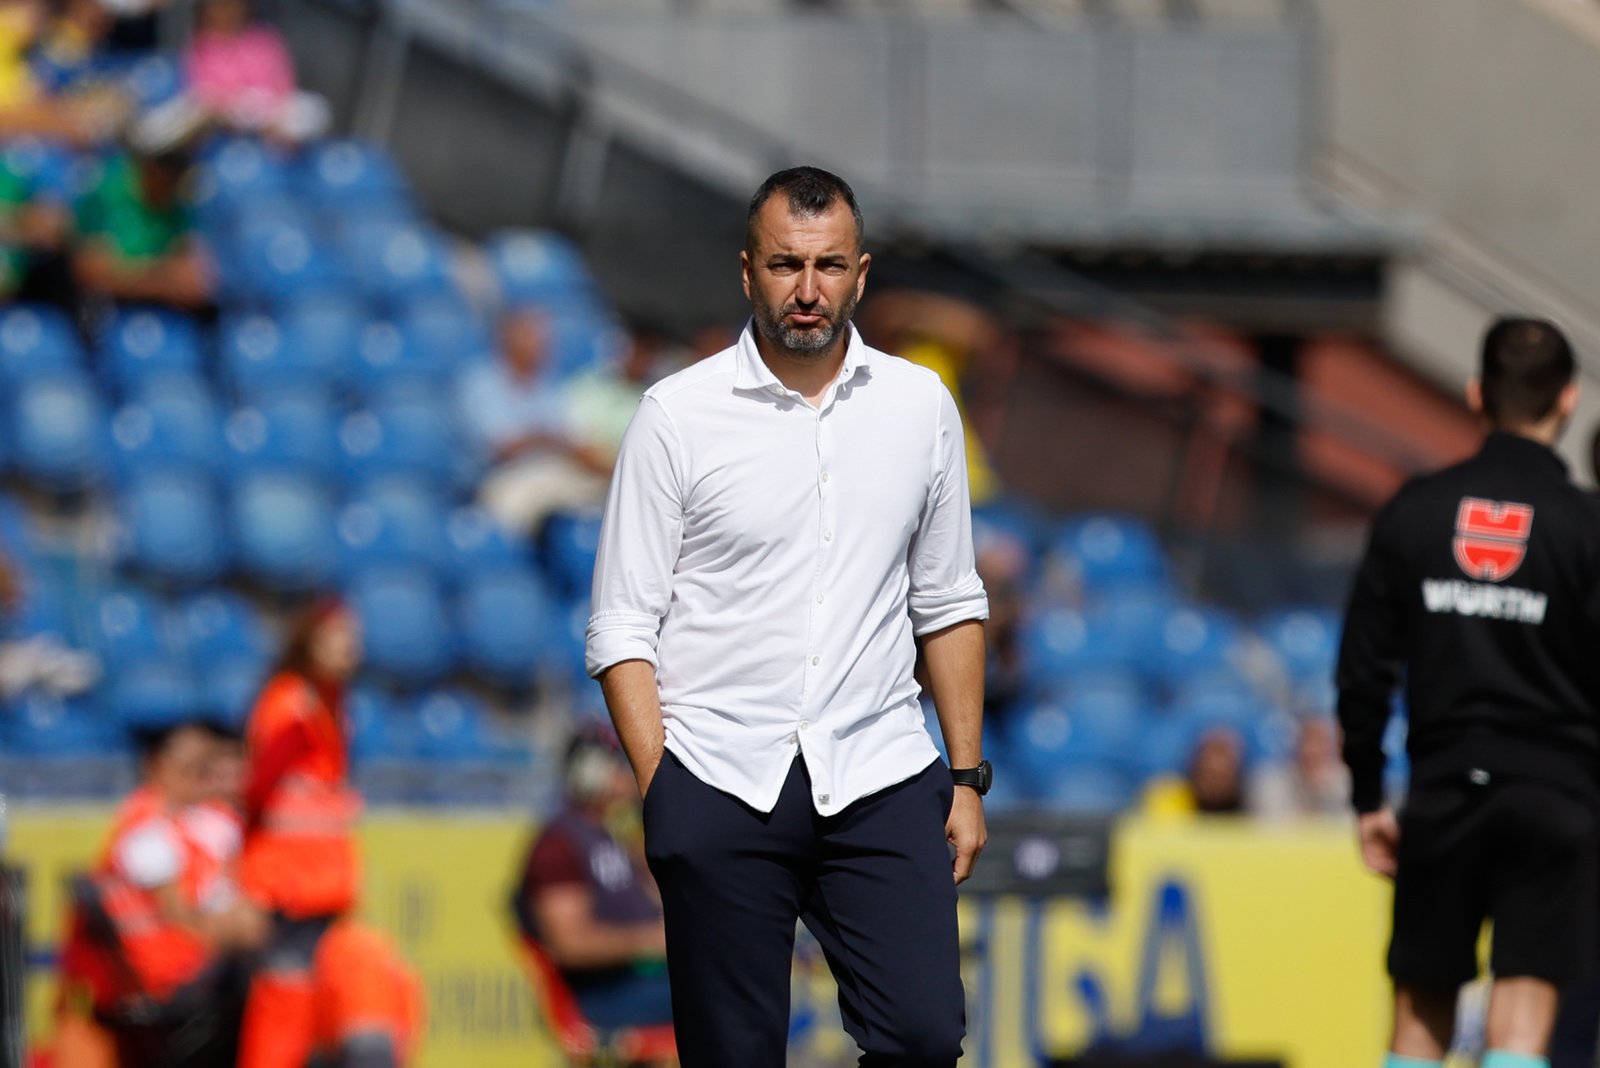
[199,653,267,729]
[545,310,625,379]
[199,137,294,207]
[0,491,37,562]
[1009,697,1148,790]
[7,571,72,641]
[1,138,94,203]
[443,506,523,583]
[1049,514,1169,600]
[552,598,596,694]
[1019,607,1141,695]
[348,685,412,761]
[3,693,122,755]
[456,563,556,688]
[11,369,109,492]
[123,53,183,106]
[111,374,224,476]
[972,497,1052,559]
[1260,607,1341,682]
[117,468,229,587]
[232,219,349,303]
[98,308,205,394]
[175,590,270,663]
[1143,607,1241,688]
[336,477,450,574]
[1167,669,1263,731]
[411,688,500,761]
[338,389,463,488]
[222,304,362,401]
[342,220,455,303]
[0,303,83,384]
[539,511,603,602]
[278,295,366,395]
[85,587,169,670]
[1137,716,1195,779]
[487,230,594,307]
[347,566,455,685]
[1040,763,1138,815]
[394,292,491,369]
[105,657,204,729]
[225,391,342,483]
[230,471,340,591]
[301,140,410,211]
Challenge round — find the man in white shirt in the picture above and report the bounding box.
[587,167,990,1066]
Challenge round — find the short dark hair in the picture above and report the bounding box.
[1479,317,1575,426]
[745,167,864,254]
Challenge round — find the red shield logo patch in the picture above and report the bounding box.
[1453,497,1533,582]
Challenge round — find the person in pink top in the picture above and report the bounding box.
[183,0,326,143]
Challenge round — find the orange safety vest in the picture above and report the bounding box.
[239,674,362,919]
[90,789,211,1004]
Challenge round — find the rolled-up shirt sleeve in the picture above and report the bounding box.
[907,385,988,635]
[586,395,686,677]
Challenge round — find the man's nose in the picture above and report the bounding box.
[796,267,820,305]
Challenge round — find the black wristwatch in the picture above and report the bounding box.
[950,760,992,796]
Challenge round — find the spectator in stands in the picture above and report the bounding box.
[1144,725,1247,817]
[0,144,76,304]
[184,0,328,144]
[512,727,672,1035]
[973,523,1028,722]
[0,0,117,143]
[462,308,627,537]
[31,0,116,96]
[72,107,214,310]
[0,544,99,700]
[1247,716,1349,820]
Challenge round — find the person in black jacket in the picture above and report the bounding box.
[1337,317,1600,1068]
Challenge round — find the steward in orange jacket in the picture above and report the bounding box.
[237,598,368,1068]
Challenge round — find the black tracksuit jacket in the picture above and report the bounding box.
[1335,431,1600,813]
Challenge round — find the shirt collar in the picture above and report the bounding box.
[1480,430,1569,478]
[733,319,871,395]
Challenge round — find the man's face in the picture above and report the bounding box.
[501,311,547,379]
[150,726,213,809]
[741,197,869,360]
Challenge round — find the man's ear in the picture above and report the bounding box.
[741,250,752,302]
[855,252,871,304]
[1465,377,1484,416]
[1559,380,1581,420]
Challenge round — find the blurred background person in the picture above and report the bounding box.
[1248,716,1350,820]
[71,109,213,311]
[461,307,623,539]
[53,720,266,1068]
[183,0,327,145]
[511,726,672,1036]
[1144,725,1248,818]
[235,597,364,1068]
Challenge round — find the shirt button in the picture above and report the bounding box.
[811,656,820,666]
[815,594,825,604]
[799,720,810,731]
[821,472,830,483]
[823,531,833,542]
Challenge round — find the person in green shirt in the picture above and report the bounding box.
[72,134,212,309]
[0,149,72,302]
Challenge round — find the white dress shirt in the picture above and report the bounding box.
[586,323,988,815]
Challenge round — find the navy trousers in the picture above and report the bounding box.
[643,751,965,1067]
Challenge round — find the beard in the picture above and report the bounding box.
[752,288,858,359]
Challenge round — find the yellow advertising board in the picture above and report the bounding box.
[8,808,1392,1067]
